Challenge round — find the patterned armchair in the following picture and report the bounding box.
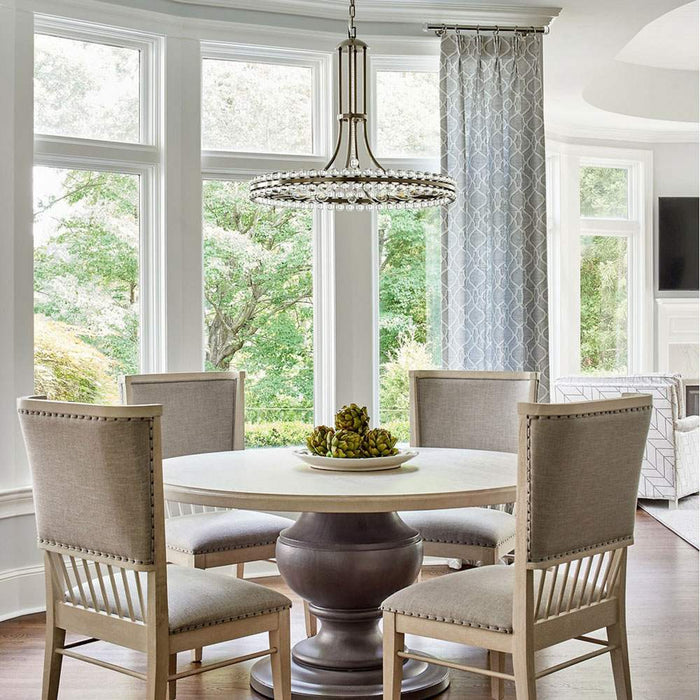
[553,374,699,505]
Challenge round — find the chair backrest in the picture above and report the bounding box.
[121,371,244,459]
[514,396,651,625]
[517,396,651,564]
[409,370,539,452]
[17,397,164,568]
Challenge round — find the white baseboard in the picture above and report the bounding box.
[0,564,46,622]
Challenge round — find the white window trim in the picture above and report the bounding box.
[32,15,166,373]
[546,141,654,380]
[199,42,334,427]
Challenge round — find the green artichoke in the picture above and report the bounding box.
[328,429,364,458]
[362,428,399,458]
[306,425,335,456]
[335,403,370,434]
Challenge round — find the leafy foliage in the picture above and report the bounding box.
[203,181,314,444]
[580,236,628,373]
[34,315,119,403]
[378,208,441,424]
[34,169,140,401]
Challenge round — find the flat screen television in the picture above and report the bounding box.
[658,196,699,292]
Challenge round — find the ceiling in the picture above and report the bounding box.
[142,0,700,141]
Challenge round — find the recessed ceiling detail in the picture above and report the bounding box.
[616,1,698,71]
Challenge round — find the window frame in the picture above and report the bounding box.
[32,15,165,375]
[369,54,441,423]
[369,53,441,169]
[199,42,334,427]
[200,41,331,161]
[547,142,654,379]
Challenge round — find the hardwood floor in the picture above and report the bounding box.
[0,510,697,699]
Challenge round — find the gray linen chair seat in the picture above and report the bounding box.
[69,565,291,635]
[382,565,599,635]
[166,510,294,555]
[399,508,515,548]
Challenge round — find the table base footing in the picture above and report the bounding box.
[250,653,450,699]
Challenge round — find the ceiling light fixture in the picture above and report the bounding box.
[250,0,456,211]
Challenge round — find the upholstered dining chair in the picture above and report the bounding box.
[382,395,652,699]
[120,372,298,655]
[400,370,539,569]
[17,397,292,700]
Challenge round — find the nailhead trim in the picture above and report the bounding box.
[22,408,157,566]
[167,539,279,556]
[170,604,292,635]
[422,531,516,548]
[380,606,512,635]
[526,404,651,561]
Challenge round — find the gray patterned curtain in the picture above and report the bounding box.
[440,31,549,398]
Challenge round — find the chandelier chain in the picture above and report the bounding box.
[348,0,356,39]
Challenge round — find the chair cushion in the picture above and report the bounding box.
[382,565,597,634]
[166,510,294,555]
[399,507,516,548]
[69,565,291,634]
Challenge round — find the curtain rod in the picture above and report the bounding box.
[425,23,549,36]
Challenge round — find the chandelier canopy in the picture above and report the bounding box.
[250,0,456,211]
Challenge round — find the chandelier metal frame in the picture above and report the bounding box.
[250,0,456,211]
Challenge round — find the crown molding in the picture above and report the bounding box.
[546,124,700,145]
[169,0,561,28]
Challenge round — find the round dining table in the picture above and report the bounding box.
[163,446,517,700]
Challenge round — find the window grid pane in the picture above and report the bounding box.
[375,70,440,158]
[203,181,314,447]
[579,234,628,374]
[34,34,141,143]
[579,166,629,219]
[33,167,140,402]
[378,208,441,440]
[202,59,314,154]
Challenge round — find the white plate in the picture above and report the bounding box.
[293,449,418,472]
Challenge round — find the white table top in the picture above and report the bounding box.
[162,447,517,513]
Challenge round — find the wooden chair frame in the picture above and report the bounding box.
[384,396,651,700]
[19,398,291,700]
[121,372,314,641]
[408,370,540,566]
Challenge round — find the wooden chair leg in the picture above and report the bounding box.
[382,612,404,700]
[269,609,291,700]
[607,620,632,700]
[42,622,66,700]
[42,554,66,700]
[147,647,169,700]
[168,654,177,700]
[489,650,505,700]
[303,601,317,637]
[191,646,202,664]
[513,639,537,700]
[236,562,246,578]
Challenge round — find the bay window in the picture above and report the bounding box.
[33,17,162,401]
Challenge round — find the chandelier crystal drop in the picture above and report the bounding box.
[250,0,456,211]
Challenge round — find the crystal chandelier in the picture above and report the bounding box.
[250,0,456,211]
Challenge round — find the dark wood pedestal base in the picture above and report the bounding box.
[249,512,450,699]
